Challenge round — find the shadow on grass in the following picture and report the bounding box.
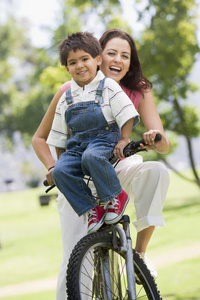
[164,196,200,213]
[162,294,200,300]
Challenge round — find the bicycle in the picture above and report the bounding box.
[44,134,162,299]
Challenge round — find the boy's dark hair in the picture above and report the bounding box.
[58,32,102,66]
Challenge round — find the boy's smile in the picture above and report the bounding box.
[66,49,102,87]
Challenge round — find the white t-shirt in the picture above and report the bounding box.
[47,70,139,149]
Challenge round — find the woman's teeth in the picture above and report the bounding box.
[110,67,121,73]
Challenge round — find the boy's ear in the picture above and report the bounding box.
[65,66,70,73]
[96,54,102,66]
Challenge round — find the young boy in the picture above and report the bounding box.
[47,32,139,234]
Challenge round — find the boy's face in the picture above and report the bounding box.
[66,49,102,87]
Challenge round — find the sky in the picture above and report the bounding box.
[1,0,149,47]
[11,0,60,47]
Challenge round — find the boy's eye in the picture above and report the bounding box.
[83,58,89,61]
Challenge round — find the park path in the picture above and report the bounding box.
[0,242,200,298]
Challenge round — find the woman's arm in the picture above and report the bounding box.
[32,89,63,170]
[138,90,171,154]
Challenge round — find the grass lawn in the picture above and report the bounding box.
[1,290,56,300]
[0,188,62,287]
[0,168,200,299]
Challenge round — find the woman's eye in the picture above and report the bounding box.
[107,52,115,56]
[122,55,129,59]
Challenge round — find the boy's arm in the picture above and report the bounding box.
[56,147,66,159]
[113,118,134,160]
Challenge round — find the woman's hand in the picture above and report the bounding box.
[140,129,170,154]
[113,139,129,160]
[46,168,55,186]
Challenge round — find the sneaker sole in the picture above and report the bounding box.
[105,196,129,225]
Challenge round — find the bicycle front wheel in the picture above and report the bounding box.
[67,231,161,300]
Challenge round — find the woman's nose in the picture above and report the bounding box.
[113,54,122,63]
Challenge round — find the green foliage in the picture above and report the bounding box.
[0,16,52,140]
[52,0,82,48]
[40,63,71,94]
[138,0,199,99]
[161,103,200,137]
[135,0,200,183]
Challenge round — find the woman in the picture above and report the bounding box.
[32,29,171,300]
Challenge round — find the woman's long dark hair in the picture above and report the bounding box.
[99,29,152,93]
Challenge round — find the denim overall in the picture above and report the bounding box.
[53,78,122,216]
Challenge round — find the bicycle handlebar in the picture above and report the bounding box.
[123,133,161,157]
[43,133,161,190]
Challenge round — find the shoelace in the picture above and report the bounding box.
[109,198,119,209]
[88,209,98,222]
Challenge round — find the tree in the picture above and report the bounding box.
[0,16,52,144]
[0,0,131,142]
[135,0,200,186]
[1,0,199,188]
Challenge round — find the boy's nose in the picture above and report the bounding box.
[76,60,83,68]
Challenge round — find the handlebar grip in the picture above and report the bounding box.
[135,133,162,147]
[154,133,162,143]
[43,179,49,186]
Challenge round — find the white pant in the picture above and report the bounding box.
[56,156,170,300]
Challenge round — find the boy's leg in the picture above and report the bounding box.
[52,151,97,216]
[82,139,129,225]
[81,139,122,203]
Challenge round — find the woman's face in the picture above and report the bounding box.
[100,37,131,84]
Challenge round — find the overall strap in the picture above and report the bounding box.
[95,77,106,104]
[65,88,72,139]
[65,88,73,106]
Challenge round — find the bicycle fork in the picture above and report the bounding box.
[122,215,137,300]
[100,215,136,300]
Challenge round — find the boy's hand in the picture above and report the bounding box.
[113,139,129,160]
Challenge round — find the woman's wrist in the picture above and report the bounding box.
[48,166,55,171]
[156,136,171,154]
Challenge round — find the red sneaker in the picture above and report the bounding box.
[105,190,129,225]
[87,205,107,234]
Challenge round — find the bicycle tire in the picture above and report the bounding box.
[67,230,162,299]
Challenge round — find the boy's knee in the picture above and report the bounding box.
[52,161,65,180]
[82,149,94,165]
